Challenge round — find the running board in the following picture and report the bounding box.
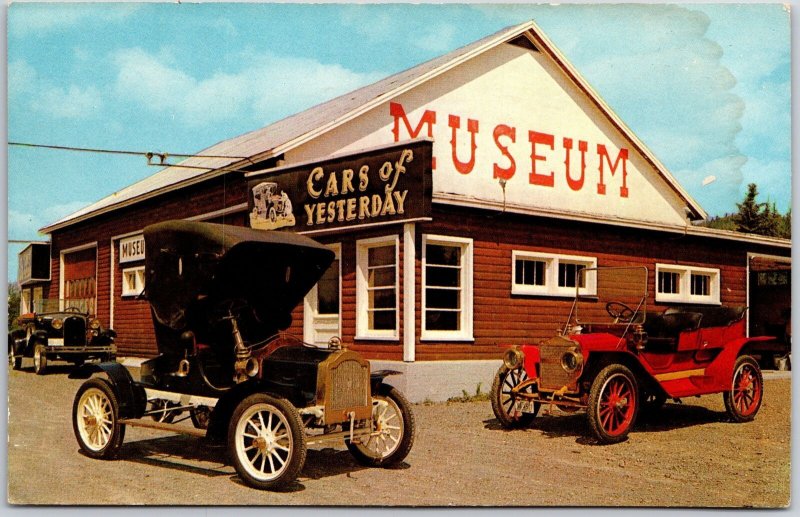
[118,418,208,438]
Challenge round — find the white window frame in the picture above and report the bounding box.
[421,234,474,342]
[355,235,399,340]
[303,243,342,345]
[655,263,720,305]
[511,251,597,297]
[121,266,146,297]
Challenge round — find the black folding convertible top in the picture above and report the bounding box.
[143,220,334,336]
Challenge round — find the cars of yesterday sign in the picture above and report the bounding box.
[246,139,433,233]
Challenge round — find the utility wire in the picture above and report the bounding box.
[8,141,253,161]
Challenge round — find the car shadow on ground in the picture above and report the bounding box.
[483,402,729,445]
[12,363,78,375]
[91,433,407,490]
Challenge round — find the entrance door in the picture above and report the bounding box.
[62,246,97,315]
[304,244,341,347]
[749,254,791,341]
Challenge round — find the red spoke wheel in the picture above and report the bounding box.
[588,364,639,444]
[490,365,539,429]
[723,355,763,422]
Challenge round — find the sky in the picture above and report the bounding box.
[5,2,792,283]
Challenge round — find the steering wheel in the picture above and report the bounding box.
[63,307,82,313]
[606,301,635,323]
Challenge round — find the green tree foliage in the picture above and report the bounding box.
[8,283,21,331]
[730,183,790,238]
[704,213,737,231]
[701,184,790,238]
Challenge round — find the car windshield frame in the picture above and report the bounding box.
[564,266,649,333]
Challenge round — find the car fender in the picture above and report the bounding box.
[704,335,776,382]
[370,369,402,391]
[69,362,147,419]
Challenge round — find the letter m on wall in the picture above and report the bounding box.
[390,102,437,168]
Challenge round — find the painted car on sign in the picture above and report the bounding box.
[491,266,772,443]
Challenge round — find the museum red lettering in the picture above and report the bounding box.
[528,130,555,187]
[390,101,436,169]
[596,144,629,197]
[448,114,479,175]
[563,138,588,191]
[385,102,632,198]
[492,124,516,180]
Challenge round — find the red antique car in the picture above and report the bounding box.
[491,266,772,443]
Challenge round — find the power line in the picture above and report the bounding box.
[8,141,253,162]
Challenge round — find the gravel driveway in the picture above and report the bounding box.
[6,362,791,507]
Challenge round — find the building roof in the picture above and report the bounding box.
[42,20,773,248]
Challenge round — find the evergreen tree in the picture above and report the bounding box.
[778,208,792,239]
[733,183,767,234]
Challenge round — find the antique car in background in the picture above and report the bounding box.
[9,304,116,374]
[70,220,415,490]
[491,266,772,443]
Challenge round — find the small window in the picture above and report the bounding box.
[516,259,545,287]
[655,264,720,304]
[558,262,587,289]
[512,251,596,297]
[422,235,473,341]
[658,271,680,294]
[356,236,399,340]
[690,273,710,297]
[121,266,145,297]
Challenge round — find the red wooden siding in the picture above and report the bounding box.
[42,172,788,362]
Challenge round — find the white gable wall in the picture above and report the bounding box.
[287,42,691,227]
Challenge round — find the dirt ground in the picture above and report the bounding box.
[6,362,791,507]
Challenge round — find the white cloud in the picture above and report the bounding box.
[8,60,38,97]
[739,157,792,214]
[339,6,458,53]
[9,3,140,37]
[10,58,104,121]
[673,154,747,214]
[34,85,103,119]
[9,202,90,240]
[112,48,383,127]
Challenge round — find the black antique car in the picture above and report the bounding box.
[70,220,415,490]
[9,306,116,374]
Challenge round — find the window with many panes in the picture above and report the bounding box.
[356,236,398,339]
[422,235,473,341]
[655,264,720,304]
[512,251,597,297]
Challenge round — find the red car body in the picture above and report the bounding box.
[492,267,771,443]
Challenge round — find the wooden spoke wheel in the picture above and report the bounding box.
[346,383,415,467]
[228,393,306,490]
[724,355,763,422]
[491,365,539,428]
[588,364,639,443]
[72,378,126,459]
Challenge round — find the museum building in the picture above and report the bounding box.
[21,22,790,400]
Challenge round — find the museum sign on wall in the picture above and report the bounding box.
[246,140,433,233]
